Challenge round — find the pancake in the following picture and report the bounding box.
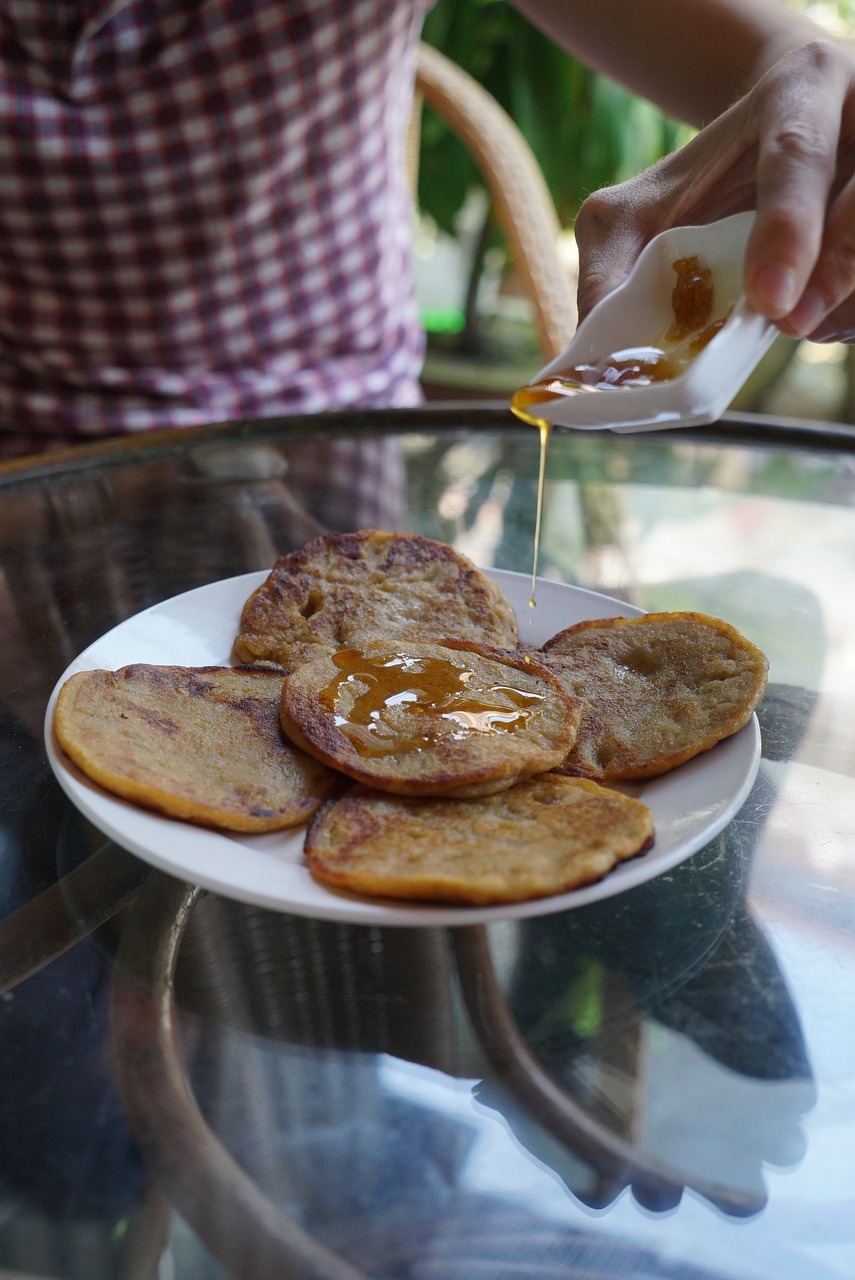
[305,775,654,905]
[280,638,582,798]
[233,529,518,669]
[54,664,341,832]
[540,611,768,780]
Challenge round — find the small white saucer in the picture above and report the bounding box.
[521,211,777,433]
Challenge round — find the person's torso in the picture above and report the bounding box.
[0,0,427,445]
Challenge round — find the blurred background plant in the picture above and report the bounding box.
[417,0,683,364]
[418,0,684,247]
[416,0,855,418]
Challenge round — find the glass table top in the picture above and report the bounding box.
[0,405,853,1280]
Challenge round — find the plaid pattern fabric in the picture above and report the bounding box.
[0,0,428,450]
[282,436,407,531]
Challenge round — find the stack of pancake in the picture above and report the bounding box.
[54,530,768,907]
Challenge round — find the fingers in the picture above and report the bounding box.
[573,186,653,323]
[574,124,752,323]
[799,294,855,344]
[574,40,855,343]
[774,164,855,339]
[744,42,850,324]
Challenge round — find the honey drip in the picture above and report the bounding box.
[511,255,727,605]
[666,254,714,340]
[321,649,545,757]
[508,397,552,607]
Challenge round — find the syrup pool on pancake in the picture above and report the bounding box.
[322,647,546,757]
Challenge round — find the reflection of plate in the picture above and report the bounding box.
[44,570,761,927]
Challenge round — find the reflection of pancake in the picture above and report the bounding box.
[280,639,581,798]
[233,529,518,670]
[540,611,768,780]
[55,665,340,831]
[305,775,654,905]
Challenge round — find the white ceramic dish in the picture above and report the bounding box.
[44,569,761,927]
[523,211,777,433]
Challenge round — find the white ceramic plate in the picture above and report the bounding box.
[524,211,777,433]
[44,570,761,927]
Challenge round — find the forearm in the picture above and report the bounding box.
[511,0,823,125]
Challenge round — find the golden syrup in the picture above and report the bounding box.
[509,391,554,607]
[513,348,684,403]
[320,648,545,757]
[530,416,550,609]
[510,346,694,605]
[688,315,727,353]
[511,254,728,604]
[667,254,714,340]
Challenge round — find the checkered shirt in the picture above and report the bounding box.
[0,0,429,453]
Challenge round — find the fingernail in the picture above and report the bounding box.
[786,287,827,338]
[750,265,798,316]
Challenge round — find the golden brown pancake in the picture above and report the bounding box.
[540,611,768,780]
[54,664,341,832]
[233,529,518,669]
[280,638,582,798]
[305,775,654,905]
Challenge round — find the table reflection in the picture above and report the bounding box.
[0,408,852,1279]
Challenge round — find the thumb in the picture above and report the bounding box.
[573,188,652,324]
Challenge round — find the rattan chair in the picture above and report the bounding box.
[413,42,576,362]
[109,872,765,1280]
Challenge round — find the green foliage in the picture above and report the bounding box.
[799,0,855,26]
[419,0,683,234]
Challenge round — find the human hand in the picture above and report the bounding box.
[574,40,855,343]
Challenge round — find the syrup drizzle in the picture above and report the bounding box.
[320,648,545,757]
[508,393,553,607]
[511,255,727,607]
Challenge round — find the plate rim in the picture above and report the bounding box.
[44,568,762,926]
